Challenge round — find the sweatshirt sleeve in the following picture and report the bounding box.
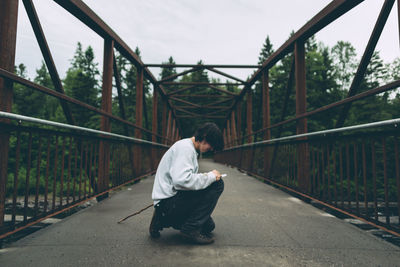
[169,144,216,191]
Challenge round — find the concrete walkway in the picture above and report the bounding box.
[1,159,400,266]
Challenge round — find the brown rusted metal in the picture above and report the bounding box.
[60,137,66,207]
[34,136,43,217]
[0,69,167,139]
[152,86,158,143]
[208,85,240,96]
[236,103,242,144]
[231,0,364,115]
[0,0,19,228]
[159,67,201,83]
[67,137,73,205]
[11,131,21,226]
[246,90,252,143]
[162,82,244,86]
[52,136,59,211]
[336,0,395,128]
[146,64,260,68]
[346,143,350,209]
[362,142,367,216]
[23,133,32,222]
[166,85,197,96]
[339,146,344,208]
[98,39,114,195]
[206,67,245,83]
[231,111,237,147]
[353,143,359,215]
[295,41,309,192]
[395,138,400,225]
[44,137,51,212]
[166,110,172,145]
[371,140,378,220]
[383,138,389,224]
[22,0,74,125]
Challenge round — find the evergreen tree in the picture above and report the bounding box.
[33,61,59,120]
[258,36,274,65]
[331,41,357,92]
[13,63,46,118]
[63,42,100,128]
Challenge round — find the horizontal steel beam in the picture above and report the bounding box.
[146,64,261,68]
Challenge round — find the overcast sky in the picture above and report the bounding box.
[15,0,399,82]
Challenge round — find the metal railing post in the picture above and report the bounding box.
[98,38,114,199]
[0,0,19,227]
[295,40,309,192]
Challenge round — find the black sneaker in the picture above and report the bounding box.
[180,229,215,245]
[149,207,163,238]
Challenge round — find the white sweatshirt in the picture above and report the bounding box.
[151,138,216,205]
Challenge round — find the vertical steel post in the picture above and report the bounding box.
[0,0,19,226]
[151,87,158,169]
[152,88,158,143]
[166,110,172,145]
[226,120,233,147]
[262,69,271,176]
[236,103,242,144]
[295,40,309,192]
[161,100,167,143]
[231,111,237,146]
[134,66,144,175]
[246,89,253,143]
[135,67,144,139]
[98,39,114,199]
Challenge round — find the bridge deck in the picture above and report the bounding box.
[1,159,399,266]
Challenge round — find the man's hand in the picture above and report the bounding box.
[212,169,221,181]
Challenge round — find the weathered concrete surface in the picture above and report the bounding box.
[1,159,400,266]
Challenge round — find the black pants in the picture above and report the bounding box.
[159,179,224,233]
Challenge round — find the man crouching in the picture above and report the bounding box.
[150,122,224,244]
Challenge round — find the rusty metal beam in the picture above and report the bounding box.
[230,0,364,118]
[295,40,309,192]
[336,0,395,127]
[173,94,233,98]
[162,82,243,86]
[262,69,271,140]
[159,67,202,83]
[146,64,261,68]
[0,0,19,228]
[169,97,202,108]
[135,67,144,139]
[209,85,239,96]
[0,68,169,139]
[176,115,225,119]
[166,85,197,96]
[246,90,253,143]
[98,38,113,197]
[54,0,180,136]
[203,97,236,108]
[152,87,158,142]
[23,0,75,124]
[205,67,245,83]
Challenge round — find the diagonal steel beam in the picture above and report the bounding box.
[208,84,239,96]
[166,85,197,96]
[205,67,245,83]
[159,67,202,83]
[169,96,202,108]
[230,0,364,117]
[24,0,75,124]
[335,0,395,127]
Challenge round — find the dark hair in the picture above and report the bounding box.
[194,122,224,151]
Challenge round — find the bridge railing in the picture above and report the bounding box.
[0,112,168,239]
[216,118,400,235]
